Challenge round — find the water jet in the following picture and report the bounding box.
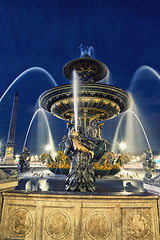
[23,108,55,157]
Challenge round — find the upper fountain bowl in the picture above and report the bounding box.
[39,52,132,123]
[63,54,109,83]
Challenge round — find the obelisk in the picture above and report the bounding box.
[3,91,18,164]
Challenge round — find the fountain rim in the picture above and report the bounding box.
[63,57,109,82]
[39,83,131,97]
[39,83,132,119]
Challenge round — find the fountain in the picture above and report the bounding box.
[39,46,132,191]
[1,47,160,240]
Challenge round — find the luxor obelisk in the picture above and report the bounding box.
[3,91,18,165]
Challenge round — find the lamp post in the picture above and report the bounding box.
[45,144,51,152]
[119,141,127,153]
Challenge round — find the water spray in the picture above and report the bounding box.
[0,67,57,103]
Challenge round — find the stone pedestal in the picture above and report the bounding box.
[0,191,159,239]
[0,181,18,240]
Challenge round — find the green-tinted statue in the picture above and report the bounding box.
[143,149,156,181]
[65,128,95,192]
[85,118,111,161]
[58,135,68,151]
[18,147,30,172]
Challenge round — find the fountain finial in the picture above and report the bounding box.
[63,46,108,83]
[79,44,93,58]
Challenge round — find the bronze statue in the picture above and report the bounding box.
[65,127,95,192]
[143,149,156,181]
[18,147,30,171]
[86,118,111,161]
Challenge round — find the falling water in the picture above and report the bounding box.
[73,70,79,132]
[23,108,55,157]
[130,110,151,149]
[0,67,57,103]
[129,65,160,91]
[112,109,151,153]
[124,64,160,154]
[100,71,110,84]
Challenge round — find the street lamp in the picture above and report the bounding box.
[45,144,51,152]
[45,144,57,159]
[119,141,127,152]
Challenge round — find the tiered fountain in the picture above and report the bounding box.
[39,46,132,191]
[1,47,159,240]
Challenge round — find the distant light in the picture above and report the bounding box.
[15,155,19,161]
[45,144,51,151]
[136,156,140,161]
[119,142,127,151]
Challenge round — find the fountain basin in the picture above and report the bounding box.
[0,190,159,239]
[39,83,132,122]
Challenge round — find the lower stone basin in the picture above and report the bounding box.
[0,190,159,239]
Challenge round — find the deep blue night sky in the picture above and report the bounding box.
[0,0,160,155]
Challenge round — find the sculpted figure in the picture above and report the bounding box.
[143,149,156,181]
[65,127,95,192]
[18,147,30,171]
[58,135,68,151]
[85,118,111,161]
[71,128,94,158]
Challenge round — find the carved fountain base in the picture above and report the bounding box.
[0,191,159,240]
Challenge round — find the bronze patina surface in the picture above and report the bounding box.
[39,83,132,121]
[39,51,132,191]
[63,54,109,82]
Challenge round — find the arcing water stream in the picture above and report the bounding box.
[112,108,151,153]
[0,66,57,103]
[23,108,55,157]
